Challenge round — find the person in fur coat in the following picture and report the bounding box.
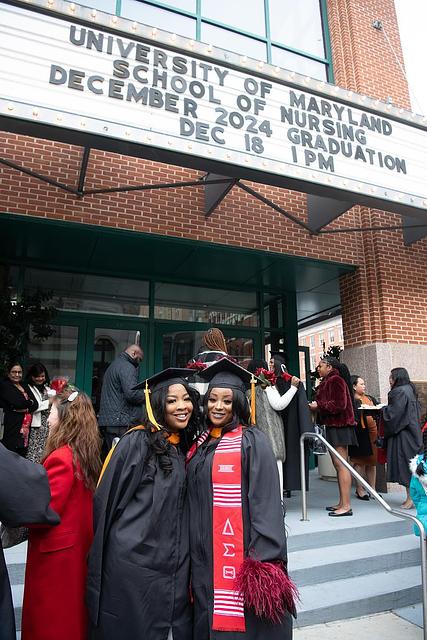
[409,421,427,536]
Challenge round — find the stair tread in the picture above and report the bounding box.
[290,534,420,571]
[297,565,421,612]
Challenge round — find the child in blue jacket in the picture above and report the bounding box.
[409,420,427,536]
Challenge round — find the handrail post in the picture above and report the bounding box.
[300,432,308,521]
[299,431,427,639]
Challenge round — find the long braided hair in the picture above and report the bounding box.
[203,328,228,354]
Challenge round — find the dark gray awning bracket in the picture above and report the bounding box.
[203,173,236,216]
[307,194,355,232]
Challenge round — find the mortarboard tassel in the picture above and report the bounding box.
[144,380,162,431]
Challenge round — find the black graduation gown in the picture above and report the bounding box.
[86,430,192,640]
[383,384,422,486]
[0,443,59,640]
[187,427,293,640]
[281,383,312,491]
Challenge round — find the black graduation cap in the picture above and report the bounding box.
[198,357,258,393]
[133,368,195,392]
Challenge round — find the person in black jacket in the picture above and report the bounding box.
[97,345,144,457]
[383,367,422,509]
[0,443,59,640]
[0,362,37,456]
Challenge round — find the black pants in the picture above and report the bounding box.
[99,426,129,461]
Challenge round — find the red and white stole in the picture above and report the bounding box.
[211,425,245,632]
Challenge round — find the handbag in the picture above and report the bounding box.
[0,524,28,548]
[312,423,327,455]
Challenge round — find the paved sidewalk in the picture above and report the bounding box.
[294,612,423,639]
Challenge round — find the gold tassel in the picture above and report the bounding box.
[144,380,162,431]
[250,375,256,425]
[97,442,116,488]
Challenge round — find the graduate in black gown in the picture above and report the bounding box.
[186,358,296,640]
[86,369,200,640]
[0,443,59,640]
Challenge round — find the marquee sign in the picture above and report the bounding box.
[1,0,427,215]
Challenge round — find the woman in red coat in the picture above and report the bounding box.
[22,388,102,640]
[309,357,357,517]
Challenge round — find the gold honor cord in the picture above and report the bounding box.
[250,375,256,426]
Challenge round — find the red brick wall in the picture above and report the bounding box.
[0,0,426,346]
[327,0,427,346]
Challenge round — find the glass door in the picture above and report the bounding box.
[83,318,148,412]
[27,317,87,389]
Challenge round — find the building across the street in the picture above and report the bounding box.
[1,0,426,404]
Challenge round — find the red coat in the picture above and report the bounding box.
[315,369,356,427]
[22,445,94,640]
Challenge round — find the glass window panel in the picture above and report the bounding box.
[264,294,284,329]
[263,332,286,364]
[272,46,327,80]
[160,330,254,368]
[78,0,116,13]
[155,283,259,326]
[161,0,196,11]
[23,268,149,318]
[269,0,325,58]
[202,0,266,37]
[201,23,267,60]
[225,336,254,367]
[120,0,196,37]
[28,325,79,384]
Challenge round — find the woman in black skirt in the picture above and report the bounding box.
[309,357,357,517]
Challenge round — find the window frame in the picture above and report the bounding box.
[115,0,333,81]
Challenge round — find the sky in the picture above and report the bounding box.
[394,0,427,115]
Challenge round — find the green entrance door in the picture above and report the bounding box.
[27,315,148,406]
[82,318,148,412]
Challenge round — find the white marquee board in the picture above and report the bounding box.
[1,0,427,213]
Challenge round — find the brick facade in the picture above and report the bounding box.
[0,0,426,353]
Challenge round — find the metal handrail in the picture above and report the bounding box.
[299,432,427,637]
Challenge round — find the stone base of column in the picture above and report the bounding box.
[342,342,427,404]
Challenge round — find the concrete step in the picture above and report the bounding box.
[288,518,412,552]
[290,534,421,586]
[295,565,422,628]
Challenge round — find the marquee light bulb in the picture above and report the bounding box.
[47,0,54,6]
[206,44,213,53]
[7,103,14,111]
[241,56,247,64]
[151,27,158,36]
[90,8,96,17]
[170,33,177,41]
[111,15,118,23]
[131,22,138,30]
[32,108,39,116]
